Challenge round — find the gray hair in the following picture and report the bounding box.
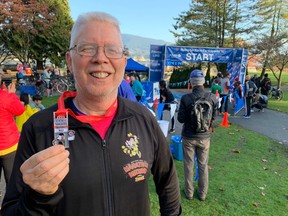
[70,12,122,48]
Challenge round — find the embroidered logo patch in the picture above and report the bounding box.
[123,160,148,182]
[122,133,141,158]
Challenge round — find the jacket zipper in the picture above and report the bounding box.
[102,139,114,216]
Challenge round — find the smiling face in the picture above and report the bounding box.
[66,20,127,100]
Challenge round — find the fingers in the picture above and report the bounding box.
[7,82,16,93]
[21,145,66,171]
[20,145,70,195]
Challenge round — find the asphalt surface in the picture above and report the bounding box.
[1,88,287,205]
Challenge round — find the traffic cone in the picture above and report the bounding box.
[187,81,190,90]
[153,98,159,110]
[220,112,230,127]
[215,90,219,99]
[1,82,7,91]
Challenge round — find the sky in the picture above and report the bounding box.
[68,0,191,43]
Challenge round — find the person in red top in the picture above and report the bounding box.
[0,77,25,188]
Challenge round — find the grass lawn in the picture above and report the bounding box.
[267,89,288,113]
[150,123,288,215]
[41,95,59,108]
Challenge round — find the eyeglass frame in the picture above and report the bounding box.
[69,42,128,59]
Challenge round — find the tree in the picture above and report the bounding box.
[171,0,258,48]
[0,0,54,64]
[32,0,73,69]
[0,0,73,69]
[252,0,288,79]
[266,47,288,88]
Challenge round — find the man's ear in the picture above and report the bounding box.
[65,52,73,74]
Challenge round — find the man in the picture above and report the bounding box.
[219,72,231,114]
[178,69,217,201]
[243,75,257,119]
[0,77,25,190]
[1,12,181,216]
[260,73,271,96]
[251,74,260,93]
[42,65,52,97]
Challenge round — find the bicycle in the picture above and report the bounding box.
[52,76,75,94]
[270,87,283,100]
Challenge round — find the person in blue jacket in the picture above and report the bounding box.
[118,79,137,102]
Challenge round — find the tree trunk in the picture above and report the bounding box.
[36,59,44,71]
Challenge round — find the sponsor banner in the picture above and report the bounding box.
[165,46,234,63]
[149,45,165,82]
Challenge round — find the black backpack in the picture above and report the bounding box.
[189,93,213,133]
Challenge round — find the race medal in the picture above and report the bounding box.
[53,110,69,148]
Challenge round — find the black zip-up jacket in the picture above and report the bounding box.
[1,96,181,216]
[177,86,217,139]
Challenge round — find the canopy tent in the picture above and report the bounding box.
[125,58,149,72]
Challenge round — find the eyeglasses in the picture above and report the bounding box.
[69,42,126,59]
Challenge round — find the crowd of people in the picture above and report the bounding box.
[210,72,271,118]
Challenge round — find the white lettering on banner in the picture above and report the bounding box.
[186,52,214,61]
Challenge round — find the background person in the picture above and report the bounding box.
[1,12,181,216]
[15,93,38,132]
[232,77,243,108]
[219,72,232,114]
[118,79,137,102]
[243,75,257,119]
[129,72,144,101]
[42,65,52,97]
[159,80,176,133]
[0,76,25,190]
[29,94,46,111]
[177,69,217,201]
[259,73,271,96]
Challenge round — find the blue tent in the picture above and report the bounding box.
[125,58,149,72]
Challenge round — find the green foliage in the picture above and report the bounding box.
[171,0,258,48]
[169,64,201,89]
[0,0,73,68]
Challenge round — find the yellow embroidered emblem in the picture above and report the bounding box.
[122,133,141,158]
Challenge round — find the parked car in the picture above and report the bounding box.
[1,62,18,71]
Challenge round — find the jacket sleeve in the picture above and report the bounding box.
[7,93,25,116]
[177,96,187,124]
[1,117,63,215]
[150,119,182,216]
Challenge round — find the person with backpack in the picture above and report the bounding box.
[177,69,217,201]
[243,75,258,119]
[260,73,271,96]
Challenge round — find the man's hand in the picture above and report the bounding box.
[7,82,16,93]
[20,145,70,195]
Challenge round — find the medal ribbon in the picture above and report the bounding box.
[56,91,117,123]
